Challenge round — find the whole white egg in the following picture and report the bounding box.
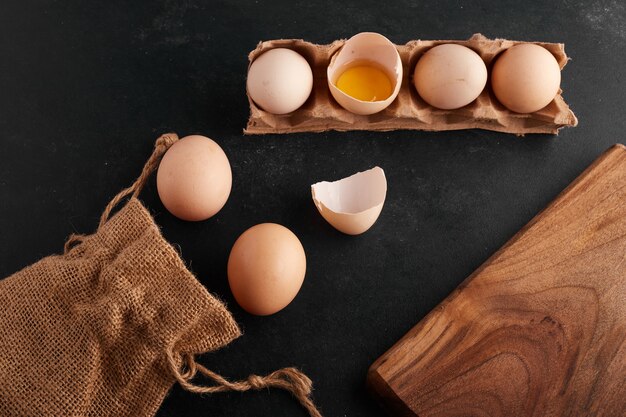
[246,48,313,114]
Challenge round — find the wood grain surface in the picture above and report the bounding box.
[368,144,626,417]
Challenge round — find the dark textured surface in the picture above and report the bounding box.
[0,1,624,416]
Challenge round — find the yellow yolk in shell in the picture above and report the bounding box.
[335,64,393,102]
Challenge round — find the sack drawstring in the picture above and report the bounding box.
[166,350,323,417]
[64,133,179,254]
[97,133,178,229]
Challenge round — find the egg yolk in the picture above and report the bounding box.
[335,64,393,102]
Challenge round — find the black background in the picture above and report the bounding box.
[1,1,625,416]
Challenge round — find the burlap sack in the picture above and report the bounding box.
[0,134,321,417]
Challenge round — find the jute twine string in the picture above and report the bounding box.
[167,351,323,417]
[63,133,323,417]
[64,133,179,254]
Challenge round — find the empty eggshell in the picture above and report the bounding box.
[311,167,387,235]
[327,33,402,115]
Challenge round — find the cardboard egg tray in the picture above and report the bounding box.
[244,34,578,136]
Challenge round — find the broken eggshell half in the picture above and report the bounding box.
[327,32,403,115]
[311,167,387,235]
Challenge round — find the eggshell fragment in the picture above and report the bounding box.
[311,167,387,235]
[327,33,402,115]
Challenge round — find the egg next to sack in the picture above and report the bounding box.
[156,135,232,221]
[228,223,306,316]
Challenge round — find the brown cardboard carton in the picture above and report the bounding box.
[245,34,577,136]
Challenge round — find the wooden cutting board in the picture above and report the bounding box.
[368,144,626,417]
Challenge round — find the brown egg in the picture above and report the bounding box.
[413,44,487,110]
[156,135,231,221]
[491,44,561,114]
[228,223,306,316]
